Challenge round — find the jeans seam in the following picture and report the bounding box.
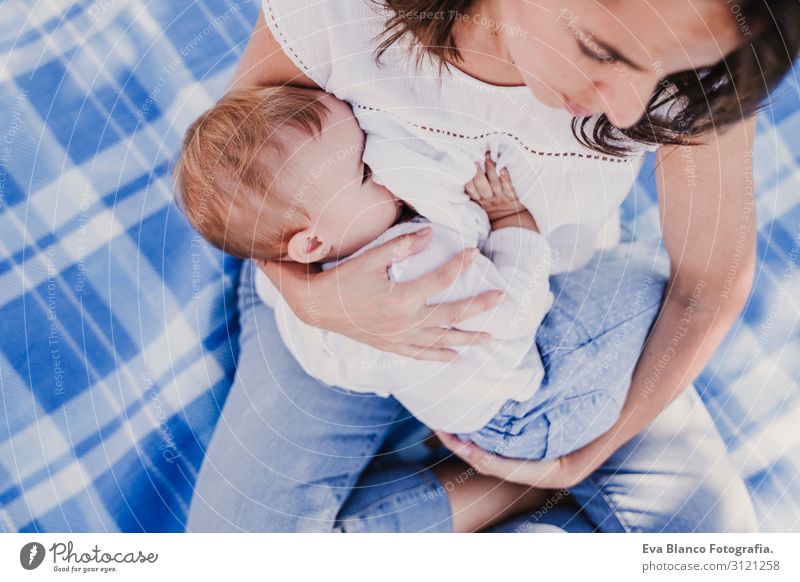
[336,469,448,531]
[333,403,452,531]
[339,479,431,519]
[573,474,634,533]
[542,297,663,360]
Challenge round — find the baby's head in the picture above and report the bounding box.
[174,86,403,263]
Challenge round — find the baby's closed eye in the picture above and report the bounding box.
[361,162,372,184]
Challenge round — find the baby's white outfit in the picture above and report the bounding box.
[256,216,554,433]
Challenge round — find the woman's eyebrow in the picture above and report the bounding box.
[586,33,648,72]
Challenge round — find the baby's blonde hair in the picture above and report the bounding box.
[173,85,329,260]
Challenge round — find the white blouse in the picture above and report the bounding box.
[260,0,654,274]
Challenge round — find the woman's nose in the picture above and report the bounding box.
[594,74,658,129]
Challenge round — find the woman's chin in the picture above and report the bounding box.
[527,81,569,111]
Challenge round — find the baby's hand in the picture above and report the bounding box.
[466,153,538,232]
[465,153,523,222]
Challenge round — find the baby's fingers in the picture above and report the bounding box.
[469,162,492,200]
[484,153,505,199]
[499,168,519,201]
[465,176,481,202]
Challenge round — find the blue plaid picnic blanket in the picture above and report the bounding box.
[0,0,798,532]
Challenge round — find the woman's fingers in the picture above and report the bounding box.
[404,247,479,297]
[383,328,492,362]
[437,432,503,475]
[391,343,460,362]
[438,432,531,480]
[392,344,458,362]
[360,227,434,271]
[425,290,505,328]
[416,327,492,349]
[438,432,565,486]
[409,345,461,362]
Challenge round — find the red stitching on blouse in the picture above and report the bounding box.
[264,0,631,164]
[352,103,630,163]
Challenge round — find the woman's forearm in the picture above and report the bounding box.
[568,284,747,478]
[590,118,760,460]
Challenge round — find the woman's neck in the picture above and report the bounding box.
[450,0,526,87]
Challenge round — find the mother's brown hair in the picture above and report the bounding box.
[376,0,800,156]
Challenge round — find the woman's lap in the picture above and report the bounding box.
[491,240,757,532]
[463,240,670,460]
[188,242,758,532]
[565,383,758,532]
[493,384,759,532]
[186,259,451,532]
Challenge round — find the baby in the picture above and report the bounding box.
[174,85,629,460]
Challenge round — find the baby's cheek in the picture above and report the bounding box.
[340,218,381,255]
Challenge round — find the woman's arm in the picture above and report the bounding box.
[439,115,758,487]
[566,115,758,483]
[230,14,503,360]
[228,11,318,91]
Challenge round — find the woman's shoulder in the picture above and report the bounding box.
[261,0,390,90]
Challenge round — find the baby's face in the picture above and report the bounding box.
[283,91,403,259]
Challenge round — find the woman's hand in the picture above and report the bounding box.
[437,432,588,489]
[257,228,506,362]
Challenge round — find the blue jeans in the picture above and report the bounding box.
[187,241,758,532]
[459,244,667,460]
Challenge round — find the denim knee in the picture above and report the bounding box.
[334,466,452,532]
[463,388,623,461]
[188,451,348,532]
[540,263,668,359]
[540,390,622,459]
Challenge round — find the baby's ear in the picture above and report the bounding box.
[286,229,329,264]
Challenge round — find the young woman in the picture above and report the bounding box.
[187,0,800,532]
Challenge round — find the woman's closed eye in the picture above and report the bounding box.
[361,163,372,184]
[577,37,617,65]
